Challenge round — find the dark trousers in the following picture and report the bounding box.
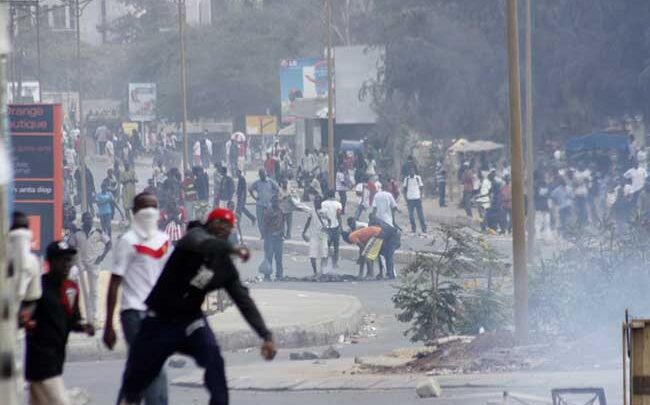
[236,199,256,223]
[438,182,446,207]
[406,199,427,233]
[100,213,112,238]
[574,195,588,225]
[338,190,347,214]
[119,310,169,405]
[120,316,228,405]
[264,234,284,278]
[462,190,473,217]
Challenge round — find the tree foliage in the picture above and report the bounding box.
[392,225,509,343]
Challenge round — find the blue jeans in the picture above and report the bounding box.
[120,315,228,405]
[406,199,427,233]
[119,310,168,405]
[263,234,284,278]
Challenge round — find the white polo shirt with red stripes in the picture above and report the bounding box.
[112,229,172,311]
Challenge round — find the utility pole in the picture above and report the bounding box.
[35,0,41,101]
[0,2,18,402]
[178,0,189,171]
[506,0,528,343]
[75,0,88,213]
[326,0,335,187]
[524,0,535,263]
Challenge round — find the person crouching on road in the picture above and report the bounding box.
[117,208,276,405]
[25,241,95,405]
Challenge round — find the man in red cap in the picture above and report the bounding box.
[117,207,276,405]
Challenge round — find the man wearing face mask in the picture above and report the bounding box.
[103,192,171,405]
[117,208,276,405]
[68,212,111,325]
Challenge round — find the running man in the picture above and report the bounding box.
[117,208,276,405]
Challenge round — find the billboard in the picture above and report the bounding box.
[128,83,156,122]
[10,104,63,254]
[280,58,330,123]
[335,46,382,124]
[246,115,278,135]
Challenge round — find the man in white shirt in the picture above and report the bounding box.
[301,196,330,275]
[320,191,343,270]
[372,187,398,228]
[624,161,647,203]
[403,168,427,234]
[103,192,172,405]
[68,212,111,325]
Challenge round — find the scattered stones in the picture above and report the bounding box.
[168,357,187,368]
[68,387,91,405]
[289,351,320,361]
[320,346,341,360]
[415,378,442,398]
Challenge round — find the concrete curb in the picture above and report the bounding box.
[64,291,365,362]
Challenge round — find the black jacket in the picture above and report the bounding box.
[25,274,84,381]
[146,228,272,340]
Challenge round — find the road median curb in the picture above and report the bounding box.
[64,289,364,362]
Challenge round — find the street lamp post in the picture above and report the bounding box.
[74,0,88,213]
[524,0,535,263]
[506,0,529,343]
[178,0,189,171]
[326,0,335,187]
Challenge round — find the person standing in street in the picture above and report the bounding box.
[25,241,95,405]
[321,191,343,270]
[235,169,256,225]
[249,169,279,238]
[302,196,329,276]
[436,163,447,207]
[263,195,285,280]
[96,183,124,238]
[403,168,427,234]
[121,163,138,221]
[217,167,235,208]
[182,170,198,220]
[372,181,399,229]
[75,165,96,216]
[103,192,172,405]
[9,211,42,306]
[68,212,111,325]
[335,165,348,214]
[117,208,276,405]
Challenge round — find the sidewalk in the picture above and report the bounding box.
[172,357,622,396]
[63,285,364,361]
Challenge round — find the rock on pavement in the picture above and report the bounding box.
[320,346,341,359]
[415,378,442,398]
[289,351,320,361]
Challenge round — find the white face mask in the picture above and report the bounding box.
[133,208,160,238]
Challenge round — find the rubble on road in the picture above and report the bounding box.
[320,346,341,359]
[355,331,559,375]
[289,351,320,361]
[415,378,442,398]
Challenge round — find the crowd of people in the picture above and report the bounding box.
[455,134,650,238]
